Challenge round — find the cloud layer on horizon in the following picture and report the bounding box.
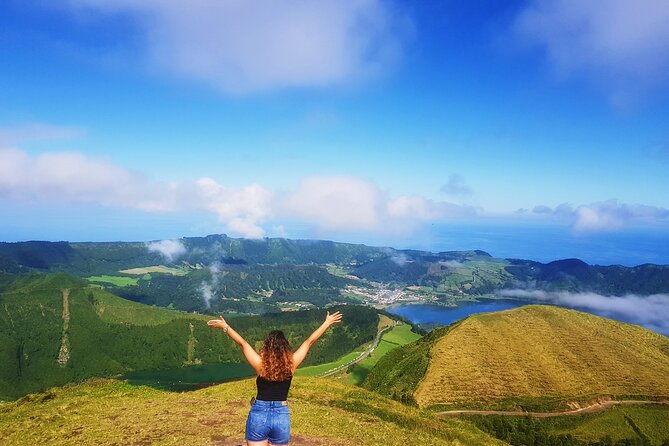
[0,148,477,238]
[529,200,669,233]
[64,0,409,94]
[2,147,668,238]
[499,289,669,336]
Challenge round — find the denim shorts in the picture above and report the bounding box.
[245,399,290,444]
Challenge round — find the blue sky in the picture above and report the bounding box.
[1,0,668,262]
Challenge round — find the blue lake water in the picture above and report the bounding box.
[387,300,527,327]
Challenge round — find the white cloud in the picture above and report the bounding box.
[65,0,408,94]
[389,252,409,266]
[440,174,473,197]
[280,176,477,234]
[573,205,622,233]
[195,178,273,239]
[0,148,144,205]
[0,149,478,239]
[147,239,187,261]
[514,0,669,103]
[531,200,669,233]
[498,289,669,336]
[271,225,287,238]
[0,148,271,238]
[281,176,383,231]
[199,262,222,308]
[3,146,667,239]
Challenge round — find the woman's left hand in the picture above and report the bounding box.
[207,315,229,330]
[325,311,343,326]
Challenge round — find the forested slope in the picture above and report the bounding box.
[0,273,378,400]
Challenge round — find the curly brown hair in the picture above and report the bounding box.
[259,330,293,381]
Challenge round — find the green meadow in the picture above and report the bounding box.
[86,275,139,287]
[345,323,421,385]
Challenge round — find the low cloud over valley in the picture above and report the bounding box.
[499,289,669,336]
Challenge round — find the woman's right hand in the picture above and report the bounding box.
[325,311,343,327]
[207,315,229,330]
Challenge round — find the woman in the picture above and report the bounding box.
[208,310,343,446]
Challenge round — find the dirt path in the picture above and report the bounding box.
[186,322,197,364]
[319,322,397,377]
[436,400,669,418]
[57,289,70,367]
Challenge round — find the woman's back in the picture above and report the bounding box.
[256,375,292,402]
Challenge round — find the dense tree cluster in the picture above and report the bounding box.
[472,416,658,446]
[113,264,355,313]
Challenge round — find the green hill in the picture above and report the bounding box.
[0,377,507,445]
[505,259,669,295]
[365,305,669,412]
[0,274,378,400]
[0,236,386,275]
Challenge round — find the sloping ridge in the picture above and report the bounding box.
[417,305,669,410]
[0,378,507,446]
[367,305,669,412]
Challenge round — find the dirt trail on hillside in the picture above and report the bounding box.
[436,400,669,418]
[57,289,70,367]
[319,322,396,377]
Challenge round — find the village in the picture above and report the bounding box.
[343,284,432,306]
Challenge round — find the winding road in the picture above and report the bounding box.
[319,322,398,377]
[436,399,669,418]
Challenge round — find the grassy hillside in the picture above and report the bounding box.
[0,377,507,446]
[363,323,454,405]
[366,305,669,412]
[295,321,423,381]
[0,274,378,400]
[345,322,422,385]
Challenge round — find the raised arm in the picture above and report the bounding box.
[292,311,342,372]
[208,316,262,373]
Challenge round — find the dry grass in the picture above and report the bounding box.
[377,314,395,330]
[416,305,669,410]
[119,265,188,276]
[0,378,506,446]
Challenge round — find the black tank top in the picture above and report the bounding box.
[256,375,292,401]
